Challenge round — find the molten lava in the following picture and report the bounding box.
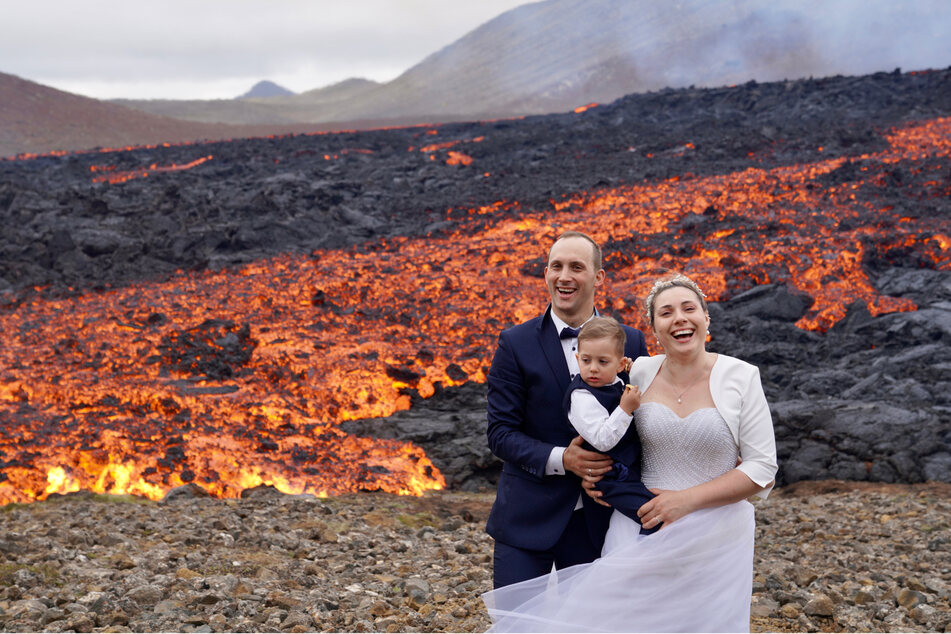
[0,117,948,505]
[90,155,213,184]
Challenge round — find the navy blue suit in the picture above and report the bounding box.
[485,305,649,587]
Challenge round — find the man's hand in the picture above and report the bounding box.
[565,435,614,507]
[563,435,613,479]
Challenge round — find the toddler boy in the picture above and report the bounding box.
[564,316,658,533]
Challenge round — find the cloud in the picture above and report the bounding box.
[0,0,530,99]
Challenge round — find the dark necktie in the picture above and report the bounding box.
[560,326,580,339]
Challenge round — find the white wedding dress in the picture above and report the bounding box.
[483,401,756,633]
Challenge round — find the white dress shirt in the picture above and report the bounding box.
[566,377,634,452]
[544,312,595,484]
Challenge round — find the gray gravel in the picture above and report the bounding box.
[0,481,948,632]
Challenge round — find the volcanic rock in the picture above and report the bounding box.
[0,68,949,495]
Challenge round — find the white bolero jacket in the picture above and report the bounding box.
[629,354,778,499]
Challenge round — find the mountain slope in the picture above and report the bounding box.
[338,0,950,119]
[112,0,951,125]
[0,72,313,157]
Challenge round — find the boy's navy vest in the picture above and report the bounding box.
[563,375,639,467]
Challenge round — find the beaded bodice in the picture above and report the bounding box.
[635,401,739,491]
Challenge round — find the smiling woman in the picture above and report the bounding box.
[0,0,531,100]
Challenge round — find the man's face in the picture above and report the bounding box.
[544,236,605,326]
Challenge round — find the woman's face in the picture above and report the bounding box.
[651,286,709,355]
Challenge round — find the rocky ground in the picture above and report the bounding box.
[0,481,948,633]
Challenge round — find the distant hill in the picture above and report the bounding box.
[115,78,383,126]
[113,0,951,125]
[0,73,445,157]
[238,80,295,99]
[0,72,326,157]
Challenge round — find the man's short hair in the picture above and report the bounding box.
[577,316,626,357]
[551,231,602,271]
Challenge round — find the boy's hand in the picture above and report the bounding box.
[620,384,640,415]
[621,356,634,373]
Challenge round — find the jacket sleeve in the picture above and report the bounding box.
[485,330,557,479]
[735,365,778,498]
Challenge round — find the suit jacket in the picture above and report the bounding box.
[485,305,649,551]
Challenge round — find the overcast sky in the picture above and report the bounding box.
[1,0,531,100]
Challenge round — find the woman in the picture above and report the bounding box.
[482,273,778,632]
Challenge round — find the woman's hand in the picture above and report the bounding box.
[636,488,698,530]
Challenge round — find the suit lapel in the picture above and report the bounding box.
[537,305,571,393]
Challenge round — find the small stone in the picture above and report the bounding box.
[105,610,129,626]
[451,606,469,618]
[405,577,432,603]
[751,597,779,617]
[153,600,179,615]
[909,603,937,626]
[897,588,924,609]
[111,553,136,570]
[125,584,164,606]
[77,591,109,613]
[852,589,876,605]
[257,568,280,581]
[906,578,929,592]
[781,603,801,619]
[804,594,835,617]
[792,567,819,587]
[208,614,228,629]
[266,590,301,610]
[369,601,390,617]
[175,567,201,580]
[281,611,314,631]
[64,613,97,631]
[42,607,66,624]
[194,593,221,605]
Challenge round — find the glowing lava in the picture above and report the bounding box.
[0,117,947,505]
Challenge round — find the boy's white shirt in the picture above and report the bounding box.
[566,377,633,452]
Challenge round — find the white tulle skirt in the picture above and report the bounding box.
[483,501,755,633]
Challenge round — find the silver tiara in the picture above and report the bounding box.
[645,274,706,318]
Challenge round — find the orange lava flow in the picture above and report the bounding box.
[0,118,948,505]
[90,155,214,184]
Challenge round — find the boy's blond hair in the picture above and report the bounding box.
[577,316,626,357]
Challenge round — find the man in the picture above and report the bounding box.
[485,230,650,588]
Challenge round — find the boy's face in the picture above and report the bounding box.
[576,336,624,388]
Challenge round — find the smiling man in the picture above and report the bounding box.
[484,230,649,588]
